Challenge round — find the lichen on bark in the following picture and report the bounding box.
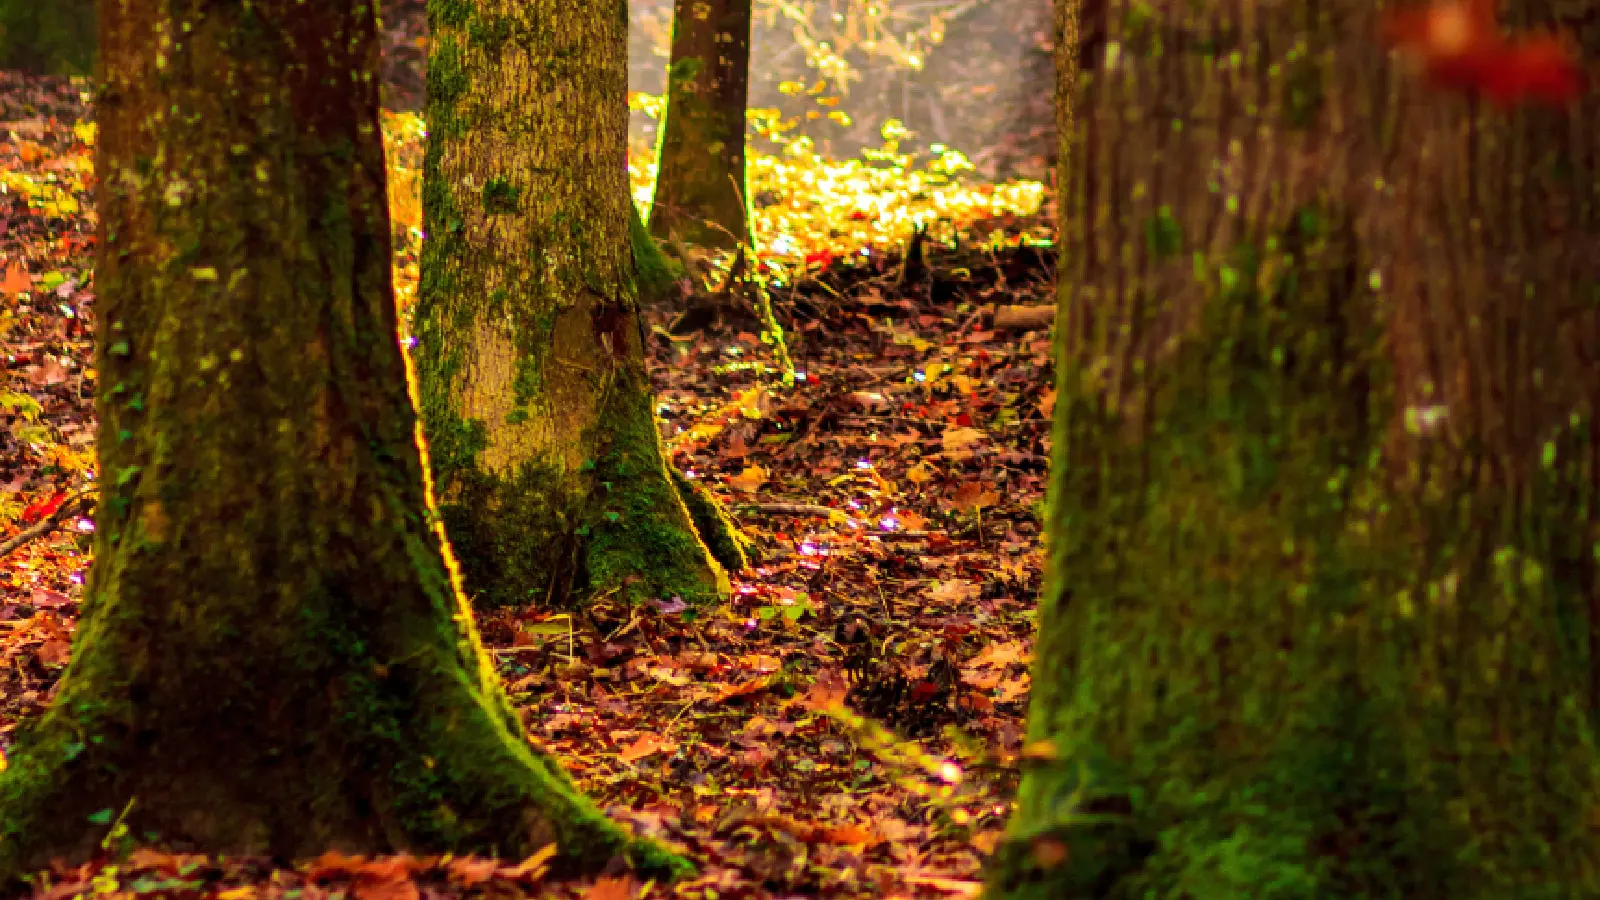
[415,0,735,609]
[0,0,685,883]
[993,0,1600,897]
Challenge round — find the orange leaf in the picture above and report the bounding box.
[307,851,369,880]
[713,675,771,704]
[814,823,881,847]
[352,879,417,900]
[618,732,678,763]
[445,856,499,887]
[585,875,636,900]
[0,266,31,297]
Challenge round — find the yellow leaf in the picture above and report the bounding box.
[728,465,767,492]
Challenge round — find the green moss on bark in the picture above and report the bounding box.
[0,0,687,883]
[996,0,1600,895]
[648,0,754,249]
[671,465,752,572]
[416,0,736,610]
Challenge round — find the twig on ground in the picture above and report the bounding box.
[0,491,90,560]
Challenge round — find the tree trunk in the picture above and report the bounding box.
[993,1,1600,897]
[414,0,736,609]
[0,0,681,881]
[0,0,94,76]
[647,0,753,249]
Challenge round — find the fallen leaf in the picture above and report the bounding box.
[728,465,768,492]
[618,732,678,763]
[586,875,636,900]
[941,426,986,452]
[966,640,1026,670]
[35,640,70,666]
[950,480,1000,511]
[928,579,980,604]
[713,675,772,703]
[445,856,499,887]
[814,823,881,847]
[498,844,556,882]
[0,266,29,297]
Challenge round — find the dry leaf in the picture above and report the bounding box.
[0,266,30,297]
[35,640,70,667]
[498,844,557,883]
[727,465,767,492]
[713,675,772,703]
[585,875,636,900]
[352,879,417,900]
[618,732,678,763]
[445,856,499,888]
[966,640,1026,670]
[906,461,935,484]
[941,426,986,452]
[928,579,980,603]
[950,480,1000,511]
[814,823,881,847]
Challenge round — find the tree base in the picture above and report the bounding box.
[0,628,690,886]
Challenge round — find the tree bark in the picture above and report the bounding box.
[0,0,94,76]
[0,0,681,882]
[414,0,735,609]
[647,0,753,249]
[993,1,1600,897]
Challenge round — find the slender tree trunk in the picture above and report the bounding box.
[415,0,737,609]
[647,0,752,249]
[0,0,681,881]
[993,1,1600,897]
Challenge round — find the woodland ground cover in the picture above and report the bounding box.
[0,72,1058,899]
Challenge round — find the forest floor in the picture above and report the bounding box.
[0,73,1058,900]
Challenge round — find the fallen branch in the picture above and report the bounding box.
[0,491,90,560]
[744,502,840,518]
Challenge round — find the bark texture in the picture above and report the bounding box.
[648,0,753,249]
[0,0,680,882]
[415,0,733,609]
[994,1,1600,897]
[0,0,94,76]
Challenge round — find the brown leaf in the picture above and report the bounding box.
[444,856,499,888]
[928,579,980,604]
[803,668,850,709]
[950,480,1000,511]
[35,640,70,667]
[585,875,636,900]
[713,675,772,704]
[306,851,369,880]
[940,426,986,452]
[352,878,417,900]
[966,640,1027,670]
[618,732,678,763]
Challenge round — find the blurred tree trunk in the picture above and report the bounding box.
[993,1,1600,897]
[414,0,739,609]
[0,0,680,881]
[648,0,752,249]
[0,0,93,76]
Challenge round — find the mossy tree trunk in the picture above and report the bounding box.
[0,0,681,882]
[0,0,94,76]
[415,0,738,609]
[993,1,1600,897]
[647,0,753,249]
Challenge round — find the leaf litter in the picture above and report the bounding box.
[0,73,1057,900]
